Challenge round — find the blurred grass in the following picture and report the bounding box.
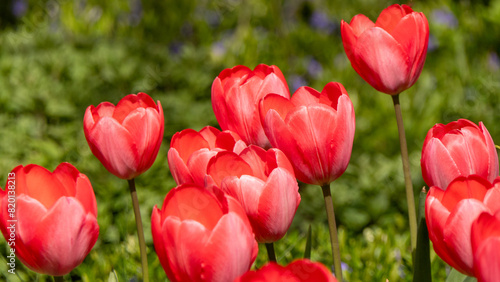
[0,0,499,280]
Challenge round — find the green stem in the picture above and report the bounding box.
[391,94,418,254]
[321,184,343,282]
[265,242,276,263]
[128,178,149,282]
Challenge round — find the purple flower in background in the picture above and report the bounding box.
[427,34,439,52]
[309,11,337,34]
[307,57,323,78]
[432,9,458,29]
[12,0,28,18]
[488,52,500,71]
[129,0,143,26]
[289,74,307,93]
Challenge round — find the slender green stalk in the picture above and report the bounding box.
[53,276,64,282]
[265,242,277,263]
[321,184,343,282]
[391,94,418,254]
[128,178,149,282]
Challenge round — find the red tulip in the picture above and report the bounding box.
[472,211,500,282]
[235,259,338,282]
[425,175,500,275]
[212,64,290,148]
[0,163,99,276]
[84,92,164,179]
[341,4,429,95]
[260,82,355,185]
[206,145,301,243]
[421,119,498,190]
[151,184,258,282]
[168,126,247,186]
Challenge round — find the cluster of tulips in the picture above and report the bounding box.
[0,3,499,282]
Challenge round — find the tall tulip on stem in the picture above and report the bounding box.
[84,93,164,282]
[261,82,355,281]
[341,4,429,257]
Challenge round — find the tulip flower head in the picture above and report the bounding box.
[0,163,99,276]
[260,82,355,186]
[212,64,290,148]
[421,119,499,190]
[151,184,258,282]
[425,175,500,276]
[167,126,247,186]
[206,145,301,243]
[471,211,500,282]
[83,92,164,180]
[235,259,338,282]
[341,4,429,95]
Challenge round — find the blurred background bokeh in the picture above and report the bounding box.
[0,0,499,281]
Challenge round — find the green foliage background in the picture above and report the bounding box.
[0,0,499,281]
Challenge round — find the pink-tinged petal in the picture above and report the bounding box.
[168,148,195,185]
[269,148,296,176]
[18,165,67,209]
[375,4,410,33]
[254,168,300,242]
[264,109,311,183]
[485,184,500,212]
[10,195,47,270]
[443,128,489,177]
[211,77,231,131]
[353,27,411,94]
[74,171,98,217]
[284,104,339,185]
[290,86,321,106]
[90,102,115,121]
[440,176,489,211]
[162,217,210,282]
[320,82,349,109]
[425,192,454,265]
[480,122,499,182]
[162,186,224,231]
[341,20,359,61]
[443,199,489,275]
[471,212,500,282]
[85,117,138,179]
[203,212,258,282]
[186,149,218,186]
[151,206,175,280]
[391,13,425,67]
[474,237,500,282]
[328,94,355,181]
[220,175,266,217]
[121,106,163,174]
[24,197,98,276]
[347,14,375,36]
[207,152,253,187]
[51,163,80,196]
[112,92,158,123]
[421,138,460,189]
[199,126,221,149]
[259,94,294,124]
[170,129,211,163]
[239,146,268,180]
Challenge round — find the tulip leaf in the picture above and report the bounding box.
[108,269,119,282]
[413,188,431,282]
[304,225,312,259]
[445,268,477,282]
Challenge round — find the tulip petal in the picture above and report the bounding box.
[421,138,461,189]
[353,27,410,94]
[254,168,300,242]
[25,197,98,276]
[203,213,258,282]
[207,152,253,187]
[443,199,488,275]
[375,4,409,33]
